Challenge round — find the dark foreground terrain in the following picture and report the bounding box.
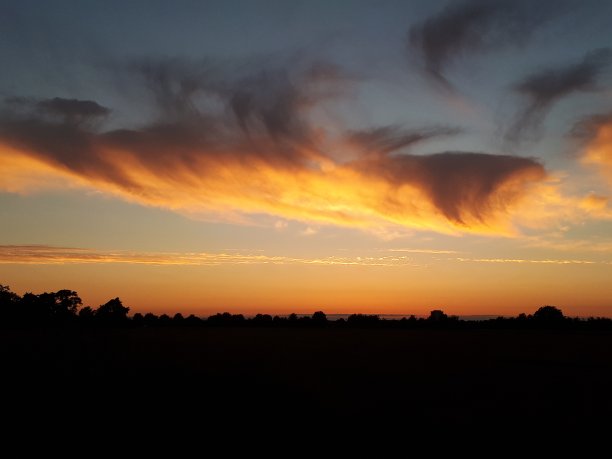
[2,326,612,433]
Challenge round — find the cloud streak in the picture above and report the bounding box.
[573,112,612,187]
[2,245,605,267]
[507,48,612,142]
[0,245,421,267]
[385,248,460,254]
[454,257,599,265]
[0,57,554,236]
[408,0,556,90]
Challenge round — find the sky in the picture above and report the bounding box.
[1,0,612,317]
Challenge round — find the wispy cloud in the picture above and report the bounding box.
[408,0,560,91]
[454,257,599,265]
[0,245,422,267]
[507,48,612,142]
[524,235,612,253]
[573,112,612,187]
[385,248,460,254]
[5,245,603,268]
[300,226,318,236]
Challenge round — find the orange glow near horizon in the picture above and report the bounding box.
[0,244,610,317]
[2,134,612,318]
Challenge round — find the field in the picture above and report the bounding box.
[2,326,612,432]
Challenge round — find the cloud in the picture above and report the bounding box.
[345,125,460,158]
[0,245,421,267]
[0,57,553,236]
[572,112,612,138]
[507,48,612,142]
[454,256,598,265]
[580,193,610,212]
[5,97,110,125]
[352,151,545,225]
[300,227,318,236]
[573,112,612,186]
[408,0,556,90]
[274,220,289,231]
[524,235,612,253]
[132,57,346,148]
[36,97,110,120]
[385,248,460,254]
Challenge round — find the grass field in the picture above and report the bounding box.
[2,326,612,432]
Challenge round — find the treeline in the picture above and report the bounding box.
[1,284,612,330]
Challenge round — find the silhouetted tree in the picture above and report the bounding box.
[8,282,612,331]
[347,314,380,326]
[428,309,448,322]
[11,289,82,323]
[273,315,285,325]
[312,311,327,326]
[143,312,158,326]
[33,292,58,320]
[0,285,20,323]
[252,313,273,325]
[208,312,246,326]
[159,314,172,326]
[185,314,202,325]
[398,315,418,329]
[0,285,19,305]
[79,306,95,321]
[533,305,564,322]
[95,297,129,325]
[132,312,144,327]
[52,289,82,318]
[173,313,184,324]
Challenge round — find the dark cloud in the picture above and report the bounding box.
[0,57,349,188]
[37,98,110,120]
[409,0,559,90]
[134,57,345,143]
[570,111,612,139]
[507,48,612,142]
[126,57,349,167]
[346,126,461,157]
[5,96,110,124]
[353,152,544,224]
[0,118,135,188]
[0,97,127,186]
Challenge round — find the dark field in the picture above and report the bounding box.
[3,327,612,431]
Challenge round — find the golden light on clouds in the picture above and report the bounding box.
[1,245,607,268]
[0,245,422,267]
[583,122,612,183]
[0,144,78,193]
[0,139,554,237]
[1,56,610,243]
[454,257,599,265]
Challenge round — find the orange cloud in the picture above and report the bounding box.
[454,257,598,265]
[0,245,421,267]
[582,121,612,183]
[0,138,549,236]
[386,248,459,254]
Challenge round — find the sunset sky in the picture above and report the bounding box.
[1,0,612,316]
